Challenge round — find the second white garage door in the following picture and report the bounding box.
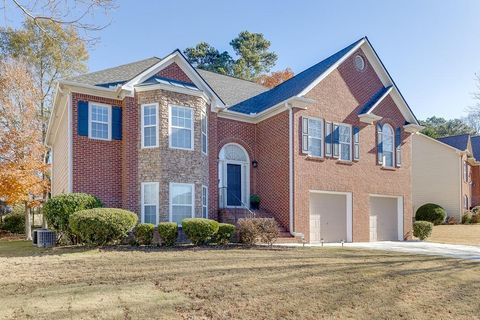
[369,196,403,241]
[309,191,352,243]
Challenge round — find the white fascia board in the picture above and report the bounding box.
[135,83,210,103]
[362,86,393,115]
[298,39,366,96]
[45,82,63,146]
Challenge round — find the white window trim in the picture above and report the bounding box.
[168,104,194,151]
[169,182,195,225]
[381,123,395,168]
[141,103,159,149]
[336,122,352,161]
[303,116,324,158]
[141,182,159,225]
[201,110,208,155]
[202,185,208,218]
[88,102,112,141]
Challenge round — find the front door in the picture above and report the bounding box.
[227,163,242,206]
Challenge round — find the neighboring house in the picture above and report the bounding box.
[412,133,475,221]
[45,37,422,243]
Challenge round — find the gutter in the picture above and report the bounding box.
[288,103,304,239]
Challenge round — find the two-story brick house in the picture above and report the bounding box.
[46,37,422,243]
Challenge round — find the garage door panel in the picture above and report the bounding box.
[310,193,347,243]
[369,197,399,241]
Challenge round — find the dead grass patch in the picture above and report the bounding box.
[427,224,480,246]
[0,240,479,319]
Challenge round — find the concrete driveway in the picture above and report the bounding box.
[278,241,480,261]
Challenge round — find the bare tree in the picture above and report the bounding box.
[464,73,480,134]
[2,0,116,40]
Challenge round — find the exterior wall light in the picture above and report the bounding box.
[252,160,258,168]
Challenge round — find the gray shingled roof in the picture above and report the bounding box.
[196,69,267,105]
[67,57,161,86]
[65,56,267,105]
[437,134,470,151]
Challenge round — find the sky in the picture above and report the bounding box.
[4,0,480,120]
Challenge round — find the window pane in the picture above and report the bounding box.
[144,126,156,147]
[172,184,193,205]
[144,184,157,204]
[172,205,192,224]
[308,119,321,138]
[309,137,322,156]
[144,106,156,126]
[384,151,394,167]
[341,143,350,160]
[92,105,108,122]
[172,128,191,149]
[144,205,157,224]
[339,125,351,143]
[92,122,108,139]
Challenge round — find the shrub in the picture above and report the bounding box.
[446,216,459,225]
[43,193,103,241]
[472,206,480,214]
[134,223,155,245]
[413,221,433,240]
[69,208,137,245]
[157,222,178,246]
[237,218,258,245]
[462,211,473,224]
[256,218,279,246]
[0,214,25,234]
[182,218,219,245]
[237,218,279,245]
[214,223,236,245]
[415,203,446,225]
[471,214,480,224]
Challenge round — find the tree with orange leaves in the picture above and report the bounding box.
[0,59,49,239]
[256,68,294,88]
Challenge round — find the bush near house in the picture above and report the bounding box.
[471,213,480,224]
[69,208,137,246]
[134,223,155,245]
[182,218,219,245]
[0,214,25,234]
[471,206,480,214]
[157,222,178,246]
[446,216,459,225]
[462,211,473,224]
[237,218,279,245]
[214,223,236,245]
[43,193,103,242]
[413,221,433,240]
[415,203,446,225]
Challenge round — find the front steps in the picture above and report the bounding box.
[218,208,301,244]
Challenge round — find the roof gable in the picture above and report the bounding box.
[471,136,480,160]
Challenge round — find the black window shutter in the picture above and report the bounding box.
[395,127,401,167]
[353,126,360,161]
[377,123,383,165]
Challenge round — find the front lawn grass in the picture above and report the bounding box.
[427,224,480,246]
[0,240,479,319]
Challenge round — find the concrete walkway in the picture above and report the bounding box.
[277,241,480,261]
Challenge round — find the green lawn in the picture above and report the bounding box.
[0,240,479,320]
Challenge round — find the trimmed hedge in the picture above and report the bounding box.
[69,208,137,245]
[472,214,480,224]
[413,221,433,240]
[415,203,446,225]
[134,223,155,245]
[158,222,178,246]
[214,223,236,245]
[0,214,25,234]
[237,218,279,246]
[43,193,103,240]
[182,218,219,245]
[446,216,459,225]
[462,211,473,224]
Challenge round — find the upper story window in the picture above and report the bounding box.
[201,111,208,155]
[382,124,394,167]
[169,105,193,150]
[302,117,323,157]
[338,124,352,161]
[89,103,111,140]
[464,161,469,182]
[464,194,469,209]
[141,103,158,148]
[354,55,366,71]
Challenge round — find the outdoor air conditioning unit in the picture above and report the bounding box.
[37,229,56,248]
[32,228,47,246]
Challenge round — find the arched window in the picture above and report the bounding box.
[382,124,394,167]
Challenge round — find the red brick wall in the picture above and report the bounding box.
[156,63,193,84]
[121,96,139,212]
[471,165,480,207]
[293,49,413,242]
[71,93,123,208]
[256,111,290,229]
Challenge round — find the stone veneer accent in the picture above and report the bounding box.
[136,89,209,221]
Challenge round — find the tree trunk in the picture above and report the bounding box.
[25,203,32,240]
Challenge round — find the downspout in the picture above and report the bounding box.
[288,103,304,239]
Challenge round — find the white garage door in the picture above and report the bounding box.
[309,192,352,243]
[369,196,403,241]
